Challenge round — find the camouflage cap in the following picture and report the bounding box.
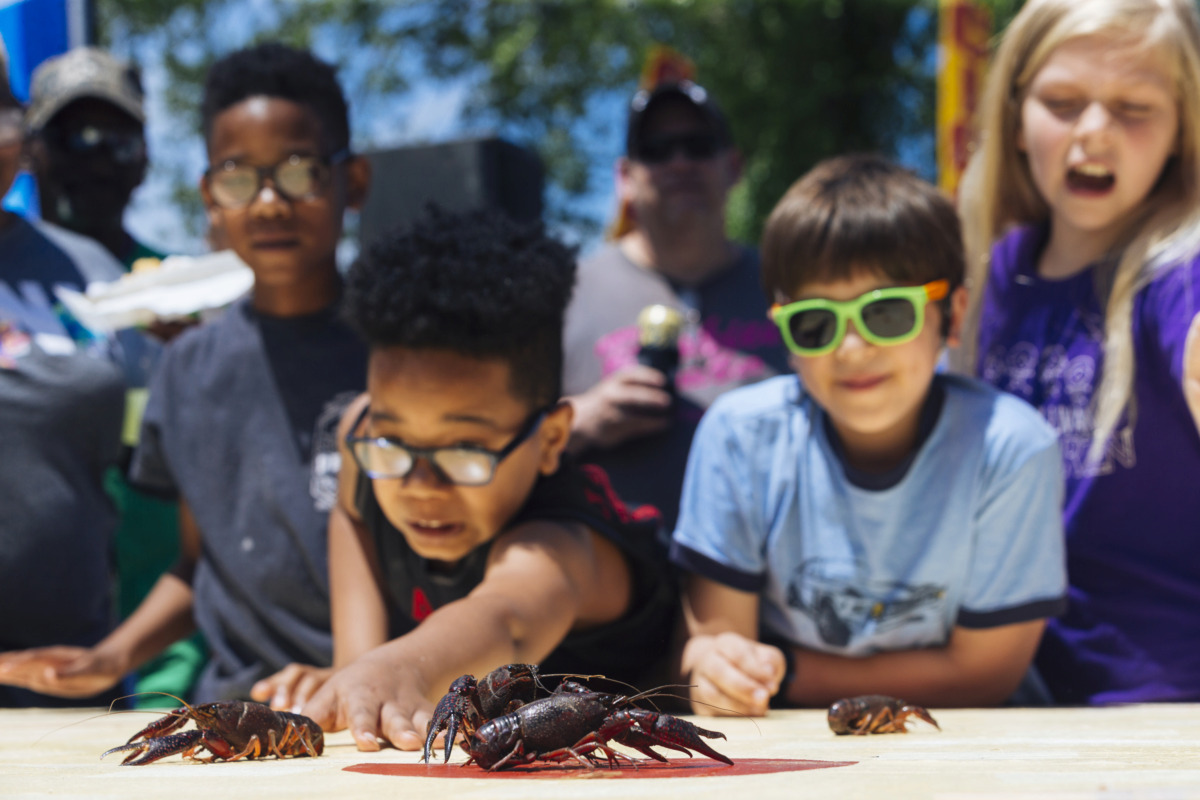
[27,47,144,131]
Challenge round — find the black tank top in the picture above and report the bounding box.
[355,457,679,690]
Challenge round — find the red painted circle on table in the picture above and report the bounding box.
[344,757,856,780]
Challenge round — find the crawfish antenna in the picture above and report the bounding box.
[123,691,197,721]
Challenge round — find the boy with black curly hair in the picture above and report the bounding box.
[0,42,371,704]
[290,206,677,751]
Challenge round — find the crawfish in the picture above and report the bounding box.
[827,694,940,735]
[423,662,544,764]
[424,665,732,771]
[102,697,324,765]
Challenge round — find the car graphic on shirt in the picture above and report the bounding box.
[785,558,946,648]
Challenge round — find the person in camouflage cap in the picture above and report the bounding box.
[25,47,161,267]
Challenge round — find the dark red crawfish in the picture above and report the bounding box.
[423,663,733,770]
[102,697,324,765]
[827,694,940,735]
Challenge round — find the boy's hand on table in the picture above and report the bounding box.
[301,653,433,752]
[251,663,332,713]
[0,646,125,697]
[683,631,785,717]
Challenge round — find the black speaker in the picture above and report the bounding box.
[358,137,544,248]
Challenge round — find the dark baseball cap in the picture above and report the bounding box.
[625,80,732,160]
[27,47,145,132]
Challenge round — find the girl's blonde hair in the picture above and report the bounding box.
[959,0,1200,463]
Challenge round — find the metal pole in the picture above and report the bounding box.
[66,0,96,47]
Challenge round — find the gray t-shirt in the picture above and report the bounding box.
[131,297,367,702]
[563,243,788,529]
[0,217,127,706]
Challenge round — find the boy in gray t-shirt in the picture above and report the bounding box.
[0,43,371,705]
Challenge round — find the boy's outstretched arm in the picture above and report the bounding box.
[681,573,786,717]
[0,500,202,698]
[302,516,631,752]
[779,619,1045,708]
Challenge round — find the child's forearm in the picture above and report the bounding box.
[95,571,197,675]
[367,597,553,700]
[780,622,1043,708]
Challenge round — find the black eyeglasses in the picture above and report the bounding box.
[634,132,721,165]
[47,124,146,164]
[346,405,552,486]
[204,149,350,209]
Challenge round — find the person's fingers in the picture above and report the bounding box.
[0,652,40,682]
[610,374,672,403]
[411,707,433,743]
[690,670,766,717]
[0,647,76,671]
[249,680,272,703]
[706,656,770,712]
[686,633,776,712]
[612,364,671,388]
[346,693,384,751]
[380,702,423,751]
[724,633,792,690]
[300,684,336,731]
[718,635,786,690]
[290,671,327,713]
[0,648,110,696]
[250,664,302,709]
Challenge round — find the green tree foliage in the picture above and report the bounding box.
[96,0,1017,247]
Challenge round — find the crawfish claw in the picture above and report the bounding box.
[607,709,734,765]
[103,730,204,766]
[423,674,476,763]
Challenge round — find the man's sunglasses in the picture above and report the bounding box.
[204,149,349,209]
[770,279,950,357]
[346,405,551,487]
[635,132,721,165]
[47,124,146,165]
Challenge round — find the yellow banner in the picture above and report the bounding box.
[937,0,992,197]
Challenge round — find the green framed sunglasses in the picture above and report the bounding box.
[769,279,950,356]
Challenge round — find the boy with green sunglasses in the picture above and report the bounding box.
[670,154,1068,717]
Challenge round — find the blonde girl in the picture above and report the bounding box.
[958,0,1200,705]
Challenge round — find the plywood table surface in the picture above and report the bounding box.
[2,704,1199,799]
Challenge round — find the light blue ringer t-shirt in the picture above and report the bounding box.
[670,373,1067,656]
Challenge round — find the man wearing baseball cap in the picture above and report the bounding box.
[0,36,132,709]
[562,78,787,533]
[25,48,203,710]
[26,47,164,268]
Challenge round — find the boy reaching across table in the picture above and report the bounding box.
[292,206,678,751]
[672,154,1068,716]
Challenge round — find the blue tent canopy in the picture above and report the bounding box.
[0,0,87,215]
